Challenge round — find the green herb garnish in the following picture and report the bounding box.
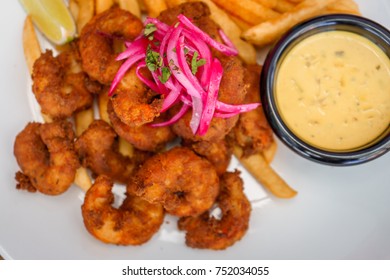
[191,51,206,75]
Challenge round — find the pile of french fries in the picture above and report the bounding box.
[22,0,360,199]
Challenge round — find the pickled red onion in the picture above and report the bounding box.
[109,14,259,135]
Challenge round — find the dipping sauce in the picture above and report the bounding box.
[276,30,390,151]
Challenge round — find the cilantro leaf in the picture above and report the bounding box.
[159,67,171,84]
[146,45,162,72]
[191,51,206,75]
[144,23,157,40]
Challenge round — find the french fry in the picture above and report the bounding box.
[233,145,297,199]
[229,14,253,31]
[143,0,168,17]
[116,0,142,18]
[242,0,337,46]
[74,167,92,192]
[69,0,80,23]
[263,141,277,163]
[252,0,277,9]
[119,137,135,157]
[274,0,295,13]
[98,91,111,124]
[74,108,95,136]
[95,0,114,14]
[72,0,95,33]
[137,0,147,11]
[287,0,303,3]
[211,0,280,26]
[324,0,361,16]
[166,0,257,64]
[23,16,41,75]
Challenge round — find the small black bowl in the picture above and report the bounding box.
[261,14,390,166]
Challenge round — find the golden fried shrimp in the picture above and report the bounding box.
[183,138,232,176]
[110,66,163,126]
[231,64,274,156]
[32,45,94,119]
[75,120,150,183]
[82,175,164,245]
[159,3,247,142]
[79,7,143,85]
[128,147,220,217]
[107,99,176,152]
[14,121,80,195]
[178,171,251,250]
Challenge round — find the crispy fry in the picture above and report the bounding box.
[74,167,93,192]
[143,0,168,17]
[165,0,257,64]
[23,16,41,75]
[233,145,297,199]
[274,0,295,13]
[69,0,80,22]
[117,0,142,18]
[74,107,95,136]
[242,0,337,46]
[98,91,111,124]
[229,13,253,31]
[137,0,147,11]
[95,0,114,14]
[263,141,277,163]
[324,0,361,15]
[211,0,280,26]
[23,17,54,124]
[73,0,95,33]
[252,0,277,9]
[118,137,135,157]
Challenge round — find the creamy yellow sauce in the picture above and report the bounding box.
[276,31,390,151]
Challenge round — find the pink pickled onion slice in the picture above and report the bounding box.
[151,103,190,127]
[109,52,145,96]
[136,62,160,93]
[177,14,238,56]
[198,58,223,135]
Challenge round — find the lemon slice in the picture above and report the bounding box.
[19,0,76,45]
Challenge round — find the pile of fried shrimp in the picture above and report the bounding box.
[14,2,289,250]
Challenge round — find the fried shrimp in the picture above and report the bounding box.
[128,147,220,217]
[82,175,164,245]
[79,7,143,85]
[178,171,251,250]
[32,44,94,119]
[183,138,232,176]
[75,120,150,183]
[14,121,80,195]
[110,66,163,127]
[159,3,247,142]
[107,99,175,151]
[231,65,274,156]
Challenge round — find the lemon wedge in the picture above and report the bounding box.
[19,0,76,45]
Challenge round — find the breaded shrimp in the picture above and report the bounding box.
[128,147,220,217]
[79,7,143,85]
[14,121,80,195]
[110,66,163,127]
[107,99,176,152]
[231,64,274,156]
[178,171,251,250]
[159,3,247,142]
[75,120,151,183]
[183,138,232,176]
[32,44,94,119]
[82,175,164,245]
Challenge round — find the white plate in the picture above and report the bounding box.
[1,0,389,260]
